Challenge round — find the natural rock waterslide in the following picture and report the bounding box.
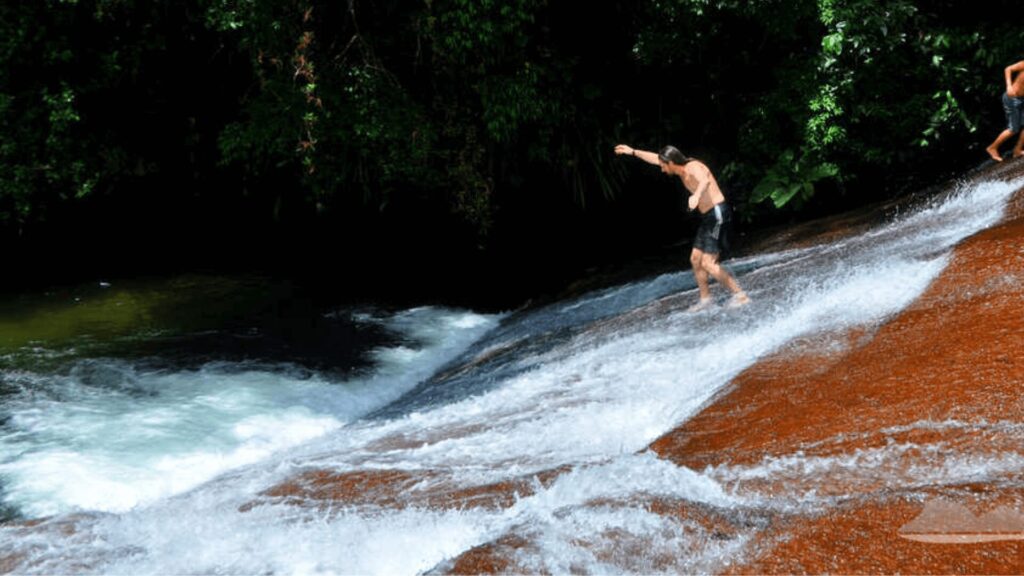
[251,160,1024,574]
[1,160,1022,574]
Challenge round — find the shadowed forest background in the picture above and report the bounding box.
[2,0,1020,310]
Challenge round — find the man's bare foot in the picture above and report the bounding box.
[1014,151,1024,159]
[726,292,751,309]
[987,146,1004,162]
[687,297,715,312]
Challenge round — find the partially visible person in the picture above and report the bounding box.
[985,60,1024,162]
[615,143,749,311]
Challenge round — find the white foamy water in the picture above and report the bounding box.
[0,176,1020,574]
[0,307,501,517]
[704,418,1024,509]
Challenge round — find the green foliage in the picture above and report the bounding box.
[800,0,998,191]
[478,64,550,144]
[1,0,218,229]
[3,0,1023,245]
[0,2,102,228]
[205,0,323,212]
[636,0,1021,211]
[751,149,839,209]
[429,0,536,66]
[420,0,561,230]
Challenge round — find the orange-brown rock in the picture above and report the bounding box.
[653,181,1024,470]
[725,490,1024,575]
[443,534,534,575]
[440,496,777,575]
[243,467,567,512]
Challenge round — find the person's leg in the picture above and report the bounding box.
[690,248,711,302]
[992,94,1024,161]
[987,129,1014,161]
[989,94,1019,160]
[1011,98,1024,158]
[700,252,746,299]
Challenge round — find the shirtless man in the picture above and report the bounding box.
[985,60,1024,162]
[615,143,750,310]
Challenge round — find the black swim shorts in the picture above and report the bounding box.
[693,202,732,255]
[1003,92,1024,133]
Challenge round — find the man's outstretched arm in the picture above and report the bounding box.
[614,144,661,166]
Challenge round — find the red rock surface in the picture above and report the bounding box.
[723,490,1024,575]
[652,170,1024,468]
[244,467,566,512]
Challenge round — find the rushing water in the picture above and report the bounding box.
[0,175,1020,573]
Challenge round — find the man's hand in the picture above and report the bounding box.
[688,194,700,211]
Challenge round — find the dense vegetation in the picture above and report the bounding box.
[2,0,1019,307]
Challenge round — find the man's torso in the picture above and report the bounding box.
[1009,66,1024,98]
[681,161,726,213]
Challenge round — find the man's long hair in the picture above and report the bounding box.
[658,145,691,165]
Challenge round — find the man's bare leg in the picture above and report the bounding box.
[701,253,749,307]
[688,249,714,311]
[987,129,1014,161]
[1013,131,1024,158]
